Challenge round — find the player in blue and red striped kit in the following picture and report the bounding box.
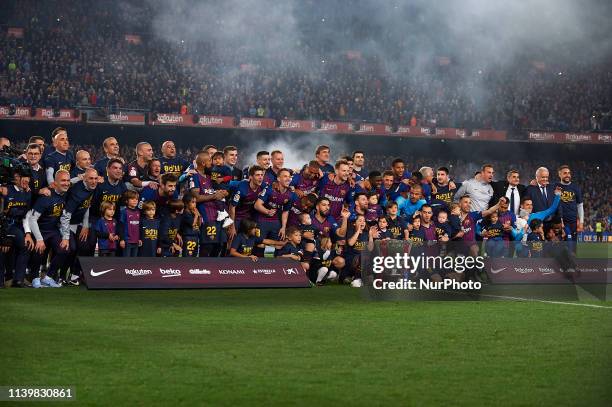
[229,165,266,235]
[317,160,359,222]
[254,168,297,241]
[188,151,226,257]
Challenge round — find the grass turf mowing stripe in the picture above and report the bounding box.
[1,286,610,406]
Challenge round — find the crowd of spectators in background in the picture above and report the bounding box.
[1,0,611,132]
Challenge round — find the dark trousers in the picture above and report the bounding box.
[31,230,72,279]
[123,243,139,257]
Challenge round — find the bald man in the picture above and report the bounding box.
[125,142,156,190]
[26,170,72,287]
[70,150,92,184]
[60,167,100,284]
[94,136,122,177]
[159,140,189,176]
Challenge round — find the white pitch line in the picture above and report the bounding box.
[477,293,612,309]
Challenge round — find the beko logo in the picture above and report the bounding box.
[160,268,182,278]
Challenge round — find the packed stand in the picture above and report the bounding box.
[1,0,611,132]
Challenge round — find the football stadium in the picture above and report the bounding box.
[1,0,611,405]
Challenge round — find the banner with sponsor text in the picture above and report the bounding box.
[79,257,310,289]
[528,131,612,144]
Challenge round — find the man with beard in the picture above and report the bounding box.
[352,150,367,179]
[159,140,189,176]
[290,160,321,197]
[94,136,122,177]
[317,160,356,222]
[396,184,427,220]
[431,167,459,215]
[310,197,348,276]
[555,165,584,241]
[311,197,349,241]
[229,165,266,238]
[139,173,179,217]
[349,192,369,221]
[254,168,297,241]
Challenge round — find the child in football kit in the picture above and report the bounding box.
[373,216,392,241]
[366,193,383,225]
[139,201,160,257]
[95,201,120,256]
[119,190,141,257]
[180,192,201,257]
[480,212,505,258]
[209,151,233,228]
[275,226,310,276]
[229,219,286,261]
[159,199,184,257]
[527,219,545,258]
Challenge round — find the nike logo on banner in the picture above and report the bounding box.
[90,268,114,277]
[490,267,506,274]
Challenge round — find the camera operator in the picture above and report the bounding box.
[0,168,33,288]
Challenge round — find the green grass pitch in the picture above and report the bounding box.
[1,286,611,406]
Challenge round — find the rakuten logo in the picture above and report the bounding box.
[125,268,152,276]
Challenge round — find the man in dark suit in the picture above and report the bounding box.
[525,167,559,222]
[490,169,526,216]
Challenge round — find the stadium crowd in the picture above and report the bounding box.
[0,128,604,289]
[1,0,612,132]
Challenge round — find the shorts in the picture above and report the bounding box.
[258,220,281,240]
[200,221,220,244]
